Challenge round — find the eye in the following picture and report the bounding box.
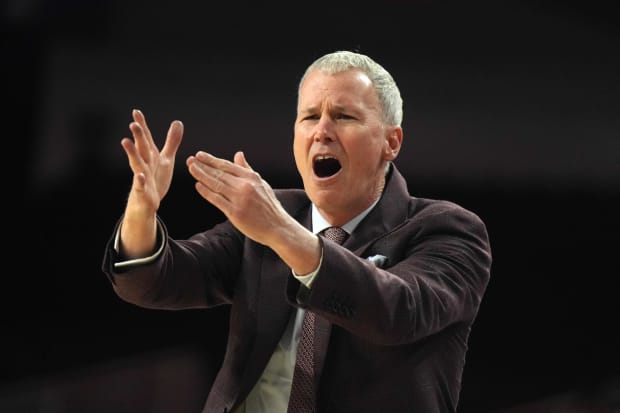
[336,113,355,120]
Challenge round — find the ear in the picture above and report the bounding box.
[383,126,403,161]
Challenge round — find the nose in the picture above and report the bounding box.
[313,116,334,142]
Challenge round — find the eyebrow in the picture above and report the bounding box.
[299,103,353,114]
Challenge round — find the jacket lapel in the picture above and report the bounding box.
[236,250,293,399]
[344,164,412,255]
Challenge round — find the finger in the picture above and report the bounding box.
[187,156,230,197]
[233,151,264,186]
[195,151,249,178]
[194,181,232,213]
[121,138,149,193]
[132,109,158,149]
[194,152,246,193]
[132,171,147,192]
[161,120,184,160]
[121,137,149,175]
[234,151,254,171]
[129,122,153,163]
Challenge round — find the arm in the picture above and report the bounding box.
[103,216,244,310]
[295,202,492,345]
[186,150,322,276]
[118,109,183,260]
[105,111,319,310]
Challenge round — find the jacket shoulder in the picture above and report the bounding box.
[409,196,488,232]
[273,188,310,215]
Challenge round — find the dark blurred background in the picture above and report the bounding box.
[7,0,620,412]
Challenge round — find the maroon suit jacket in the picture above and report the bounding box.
[102,164,492,413]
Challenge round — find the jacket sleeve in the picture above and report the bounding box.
[287,201,492,345]
[101,215,245,310]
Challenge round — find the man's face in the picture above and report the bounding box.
[294,69,402,225]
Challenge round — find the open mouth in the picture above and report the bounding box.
[313,155,342,178]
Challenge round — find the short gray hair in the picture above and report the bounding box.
[298,50,403,126]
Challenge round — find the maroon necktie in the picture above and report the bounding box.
[287,226,348,413]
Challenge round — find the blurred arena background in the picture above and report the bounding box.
[7,0,619,411]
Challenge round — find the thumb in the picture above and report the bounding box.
[234,151,253,171]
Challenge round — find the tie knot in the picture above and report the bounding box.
[322,226,348,245]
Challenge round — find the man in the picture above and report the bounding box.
[102,50,492,412]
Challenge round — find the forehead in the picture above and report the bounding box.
[298,69,377,107]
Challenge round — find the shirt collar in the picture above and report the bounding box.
[311,196,381,236]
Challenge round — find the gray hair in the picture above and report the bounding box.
[298,50,403,126]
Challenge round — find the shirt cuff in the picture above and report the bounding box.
[291,245,324,288]
[112,220,166,270]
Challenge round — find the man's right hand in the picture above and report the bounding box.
[119,109,184,259]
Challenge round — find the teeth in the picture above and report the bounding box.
[315,155,336,161]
